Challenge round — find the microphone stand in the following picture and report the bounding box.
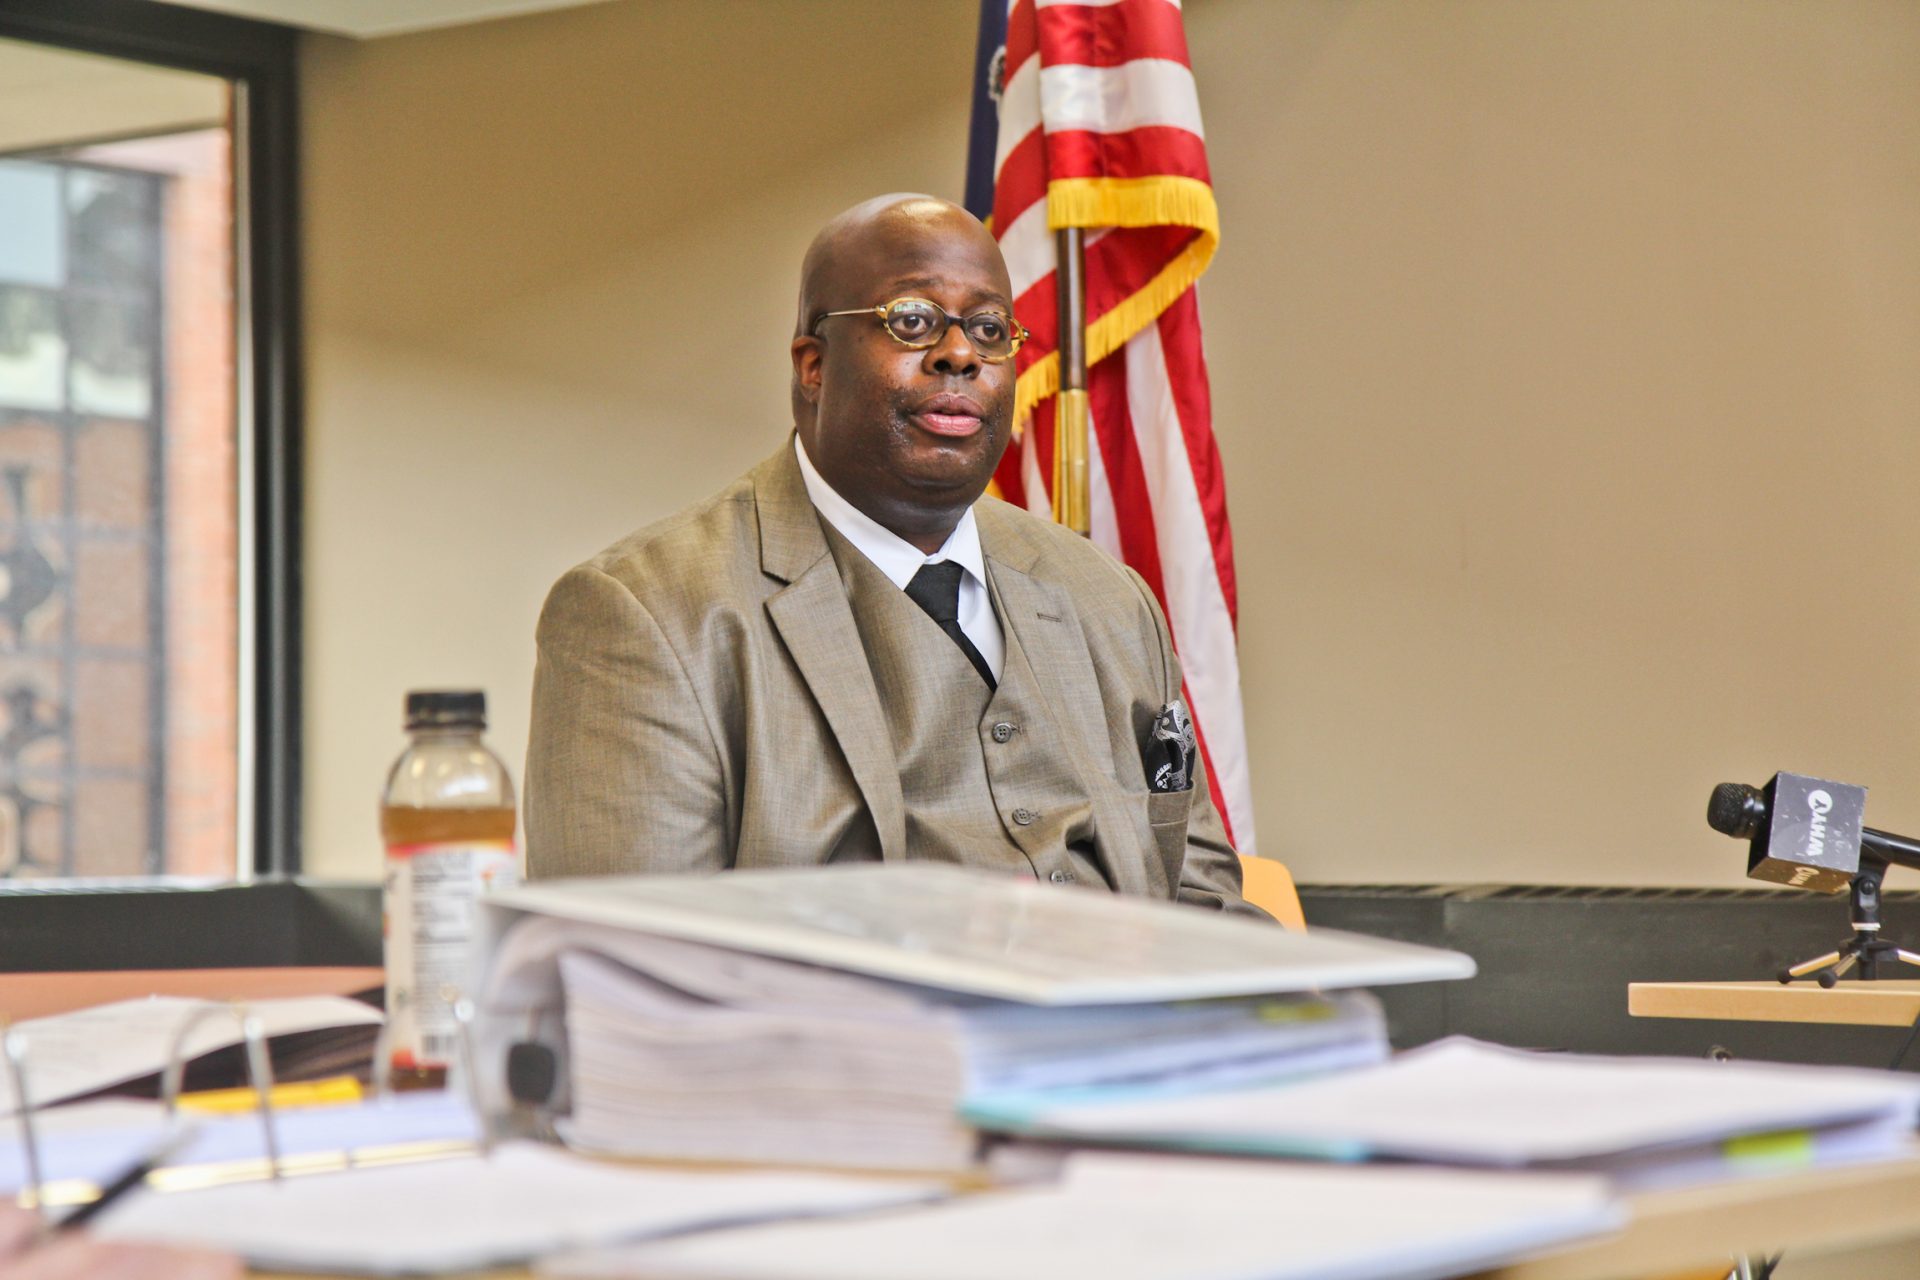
[1777,854,1920,986]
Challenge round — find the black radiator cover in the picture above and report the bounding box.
[1302,884,1920,1067]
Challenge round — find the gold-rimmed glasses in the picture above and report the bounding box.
[812,297,1029,363]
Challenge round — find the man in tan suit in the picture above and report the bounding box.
[527,194,1259,916]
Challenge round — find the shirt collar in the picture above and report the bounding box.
[794,435,987,592]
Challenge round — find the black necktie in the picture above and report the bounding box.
[904,561,996,690]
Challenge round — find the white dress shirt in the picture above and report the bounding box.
[794,436,1005,680]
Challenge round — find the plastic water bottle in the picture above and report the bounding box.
[380,690,518,1089]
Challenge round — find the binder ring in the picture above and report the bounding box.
[2,1022,46,1216]
[160,1002,283,1182]
[441,987,494,1157]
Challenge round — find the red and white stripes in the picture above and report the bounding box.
[983,0,1257,852]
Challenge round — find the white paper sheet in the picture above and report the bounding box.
[0,995,382,1113]
[483,864,1474,1004]
[96,1141,946,1275]
[1005,1037,1920,1167]
[541,1153,1622,1280]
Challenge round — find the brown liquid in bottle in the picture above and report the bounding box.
[380,805,518,846]
[380,805,517,1091]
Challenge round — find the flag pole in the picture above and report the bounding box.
[1051,226,1091,535]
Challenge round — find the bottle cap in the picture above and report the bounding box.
[405,689,486,730]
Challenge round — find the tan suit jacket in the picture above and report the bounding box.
[526,439,1256,915]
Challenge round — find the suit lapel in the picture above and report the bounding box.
[977,504,1109,767]
[755,442,908,862]
[981,504,1160,896]
[987,566,1083,733]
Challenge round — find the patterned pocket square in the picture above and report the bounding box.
[1146,698,1197,793]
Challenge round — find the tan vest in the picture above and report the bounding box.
[824,525,1112,890]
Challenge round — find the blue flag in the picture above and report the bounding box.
[963,0,1008,221]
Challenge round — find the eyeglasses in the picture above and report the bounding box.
[812,297,1029,363]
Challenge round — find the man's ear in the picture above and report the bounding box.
[790,336,824,404]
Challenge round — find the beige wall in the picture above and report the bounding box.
[302,0,1920,886]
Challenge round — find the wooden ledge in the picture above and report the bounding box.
[1628,980,1920,1027]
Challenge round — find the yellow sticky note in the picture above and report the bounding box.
[175,1076,363,1115]
[1723,1129,1816,1165]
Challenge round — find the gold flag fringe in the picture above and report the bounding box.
[1010,175,1220,435]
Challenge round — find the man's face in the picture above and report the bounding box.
[793,207,1016,541]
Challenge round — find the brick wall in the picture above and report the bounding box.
[65,126,237,877]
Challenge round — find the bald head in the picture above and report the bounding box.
[788,194,1017,553]
[795,194,1008,340]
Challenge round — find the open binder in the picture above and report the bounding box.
[6,994,937,1277]
[1,995,482,1210]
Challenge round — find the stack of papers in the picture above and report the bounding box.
[476,866,1473,1170]
[969,1037,1920,1189]
[542,1152,1623,1280]
[555,931,1386,1169]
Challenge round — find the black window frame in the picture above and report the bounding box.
[0,0,303,901]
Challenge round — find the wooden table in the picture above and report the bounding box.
[36,974,1904,1278]
[1479,1152,1920,1279]
[0,967,383,1021]
[1629,979,1920,1028]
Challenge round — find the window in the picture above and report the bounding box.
[0,124,239,877]
[0,0,300,899]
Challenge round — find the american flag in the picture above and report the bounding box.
[966,0,1258,853]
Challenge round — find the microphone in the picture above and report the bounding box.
[1707,772,1920,891]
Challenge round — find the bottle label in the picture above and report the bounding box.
[383,839,520,1070]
